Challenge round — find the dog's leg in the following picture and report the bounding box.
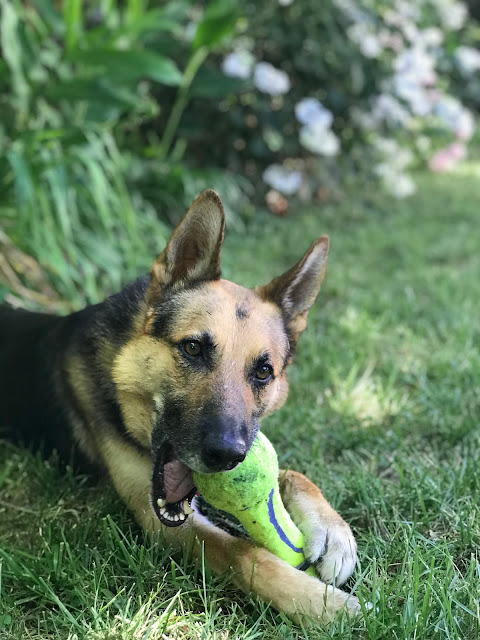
[279,469,357,586]
[182,502,361,622]
[96,435,360,621]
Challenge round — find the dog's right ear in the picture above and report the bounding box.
[146,190,225,305]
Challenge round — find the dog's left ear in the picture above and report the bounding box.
[147,190,225,303]
[255,236,329,351]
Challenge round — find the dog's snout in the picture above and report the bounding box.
[202,427,247,472]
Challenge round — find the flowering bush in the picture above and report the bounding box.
[1,0,479,308]
[211,0,479,204]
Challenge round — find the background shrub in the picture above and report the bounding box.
[0,0,478,306]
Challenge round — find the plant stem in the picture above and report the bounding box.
[159,46,209,160]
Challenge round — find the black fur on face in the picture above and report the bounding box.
[150,371,258,474]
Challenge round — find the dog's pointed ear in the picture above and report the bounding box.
[255,236,329,351]
[147,190,225,303]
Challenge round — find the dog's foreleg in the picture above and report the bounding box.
[96,434,360,621]
[180,505,361,622]
[279,469,358,586]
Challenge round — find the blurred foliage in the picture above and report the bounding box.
[0,0,478,308]
[199,0,480,199]
[182,0,377,194]
[0,0,248,308]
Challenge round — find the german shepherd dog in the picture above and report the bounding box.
[0,190,360,620]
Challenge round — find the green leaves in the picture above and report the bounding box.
[115,5,190,40]
[0,1,29,108]
[190,66,248,98]
[193,0,239,51]
[0,0,249,307]
[69,48,182,86]
[63,0,82,52]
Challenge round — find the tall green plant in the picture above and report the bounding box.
[0,0,242,308]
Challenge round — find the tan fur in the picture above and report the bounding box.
[147,190,225,304]
[113,280,291,445]
[66,190,358,622]
[97,433,360,621]
[62,354,106,463]
[256,237,329,352]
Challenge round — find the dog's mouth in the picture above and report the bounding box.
[151,442,197,527]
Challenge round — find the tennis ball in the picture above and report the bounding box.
[194,432,314,574]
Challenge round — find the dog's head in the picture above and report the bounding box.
[113,190,328,526]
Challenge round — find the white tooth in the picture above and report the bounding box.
[183,501,194,515]
[157,498,166,508]
[174,514,179,521]
[159,507,166,515]
[179,513,186,521]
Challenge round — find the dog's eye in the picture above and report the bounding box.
[184,340,201,357]
[255,364,273,381]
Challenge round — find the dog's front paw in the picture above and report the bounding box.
[301,513,357,586]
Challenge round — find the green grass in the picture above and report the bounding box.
[1,160,480,638]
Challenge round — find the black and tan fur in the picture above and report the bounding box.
[0,190,359,620]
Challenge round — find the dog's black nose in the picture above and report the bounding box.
[202,431,247,472]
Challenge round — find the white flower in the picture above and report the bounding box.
[372,94,410,125]
[222,51,255,79]
[361,34,383,58]
[377,167,416,198]
[396,1,421,22]
[435,0,467,30]
[393,75,432,116]
[434,96,475,140]
[418,27,443,48]
[395,148,414,171]
[389,173,416,198]
[374,138,400,156]
[455,109,476,140]
[263,164,302,195]
[253,62,291,96]
[392,45,437,116]
[373,162,391,178]
[300,124,340,156]
[455,46,480,75]
[375,139,413,171]
[347,23,367,44]
[347,24,383,57]
[394,47,436,86]
[378,29,404,52]
[295,99,339,156]
[374,137,415,197]
[434,96,462,125]
[384,10,404,27]
[295,98,333,129]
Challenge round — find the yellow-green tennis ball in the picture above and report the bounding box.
[195,431,278,512]
[194,432,314,574]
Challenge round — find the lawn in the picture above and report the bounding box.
[1,160,479,639]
